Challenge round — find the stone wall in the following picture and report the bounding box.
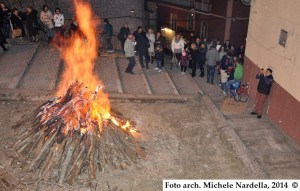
[58,0,145,35]
[4,0,145,35]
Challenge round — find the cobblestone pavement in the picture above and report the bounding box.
[0,42,300,180]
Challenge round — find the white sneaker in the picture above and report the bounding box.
[154,67,159,70]
[158,69,162,72]
[181,72,185,75]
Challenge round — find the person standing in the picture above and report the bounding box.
[189,43,198,77]
[53,7,64,44]
[26,6,38,42]
[40,5,54,43]
[10,8,25,37]
[180,50,189,75]
[132,26,143,53]
[198,43,207,77]
[118,22,130,51]
[103,18,113,52]
[0,2,11,40]
[205,44,219,84]
[146,28,155,64]
[250,68,273,119]
[124,34,136,74]
[137,32,150,69]
[154,45,163,72]
[171,33,185,69]
[154,31,165,67]
[0,28,8,51]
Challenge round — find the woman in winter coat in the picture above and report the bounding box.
[10,8,25,37]
[171,33,185,67]
[26,6,38,42]
[146,28,155,64]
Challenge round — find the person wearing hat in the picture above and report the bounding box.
[250,68,274,119]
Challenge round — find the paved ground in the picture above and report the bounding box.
[0,39,300,190]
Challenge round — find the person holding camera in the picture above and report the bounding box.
[250,68,273,119]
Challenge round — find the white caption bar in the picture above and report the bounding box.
[163,180,300,191]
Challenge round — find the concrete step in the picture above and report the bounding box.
[0,44,38,89]
[165,67,200,96]
[94,56,122,93]
[142,66,176,95]
[17,45,61,91]
[116,57,149,95]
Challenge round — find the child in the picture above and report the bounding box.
[154,46,163,72]
[180,51,189,75]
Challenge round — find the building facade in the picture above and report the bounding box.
[4,0,145,50]
[147,0,250,47]
[244,0,300,143]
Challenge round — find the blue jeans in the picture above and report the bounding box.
[47,28,53,38]
[220,82,226,92]
[225,79,240,93]
[106,37,113,50]
[156,60,162,69]
[207,65,216,83]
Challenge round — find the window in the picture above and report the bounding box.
[187,15,193,30]
[170,13,178,31]
[279,29,288,47]
[200,22,208,39]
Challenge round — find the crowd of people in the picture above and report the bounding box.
[121,27,247,96]
[0,2,76,50]
[122,26,167,74]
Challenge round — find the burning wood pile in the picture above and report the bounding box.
[12,0,145,186]
[13,81,144,185]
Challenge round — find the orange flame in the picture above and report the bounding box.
[57,0,110,117]
[54,0,136,136]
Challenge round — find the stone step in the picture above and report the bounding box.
[165,67,200,96]
[17,45,61,91]
[0,44,38,89]
[94,56,122,93]
[116,57,149,95]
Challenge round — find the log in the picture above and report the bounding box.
[58,136,79,185]
[29,130,58,172]
[66,144,86,184]
[88,133,96,180]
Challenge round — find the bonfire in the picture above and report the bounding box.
[13,0,144,185]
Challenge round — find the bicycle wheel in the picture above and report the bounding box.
[240,93,249,102]
[233,94,241,102]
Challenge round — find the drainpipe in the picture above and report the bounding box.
[224,0,234,41]
[192,0,195,31]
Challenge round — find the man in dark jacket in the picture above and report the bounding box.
[251,68,273,119]
[103,18,113,52]
[118,23,130,52]
[136,32,150,69]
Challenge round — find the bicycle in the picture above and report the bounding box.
[230,82,249,102]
